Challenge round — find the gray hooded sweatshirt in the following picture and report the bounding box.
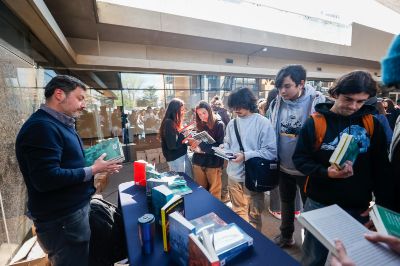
[224,113,277,182]
[267,84,325,176]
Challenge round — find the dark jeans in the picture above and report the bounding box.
[278,171,307,239]
[301,198,370,266]
[34,204,91,266]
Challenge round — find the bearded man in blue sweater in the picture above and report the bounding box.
[16,75,122,266]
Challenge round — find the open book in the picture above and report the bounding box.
[370,204,400,238]
[298,204,400,265]
[183,131,216,145]
[211,147,236,160]
[84,137,124,166]
[329,133,359,170]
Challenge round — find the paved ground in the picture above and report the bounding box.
[101,162,303,263]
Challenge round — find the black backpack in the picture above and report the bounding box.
[89,198,127,266]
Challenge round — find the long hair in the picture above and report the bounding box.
[195,101,217,131]
[159,98,184,138]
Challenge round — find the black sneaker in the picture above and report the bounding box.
[273,235,295,248]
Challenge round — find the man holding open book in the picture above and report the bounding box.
[293,70,395,266]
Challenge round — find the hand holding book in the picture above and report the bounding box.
[91,153,123,175]
[327,160,354,179]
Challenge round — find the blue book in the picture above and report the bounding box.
[212,223,253,264]
[151,185,174,224]
[169,211,195,266]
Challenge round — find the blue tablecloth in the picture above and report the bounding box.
[118,176,299,265]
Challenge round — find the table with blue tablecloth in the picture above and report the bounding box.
[118,175,300,265]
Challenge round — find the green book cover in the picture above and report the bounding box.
[338,136,360,167]
[375,205,400,238]
[84,137,124,167]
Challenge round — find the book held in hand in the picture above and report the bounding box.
[329,133,359,170]
[211,147,236,160]
[370,204,400,238]
[183,131,216,145]
[298,204,400,266]
[84,137,124,166]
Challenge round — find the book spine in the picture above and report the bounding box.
[161,209,168,252]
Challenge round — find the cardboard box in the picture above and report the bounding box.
[136,151,147,161]
[9,236,50,266]
[159,152,166,163]
[146,153,160,165]
[145,149,159,157]
[94,172,109,193]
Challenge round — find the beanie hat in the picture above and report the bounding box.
[382,35,400,86]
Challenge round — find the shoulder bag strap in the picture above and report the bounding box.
[233,119,244,152]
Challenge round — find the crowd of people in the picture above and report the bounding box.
[158,35,400,266]
[15,34,400,265]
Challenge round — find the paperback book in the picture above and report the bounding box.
[370,204,400,238]
[211,147,237,160]
[329,133,359,170]
[169,212,196,266]
[298,204,400,265]
[161,195,185,252]
[190,212,227,235]
[183,131,216,145]
[84,137,124,166]
[212,223,253,263]
[188,233,220,266]
[151,185,174,224]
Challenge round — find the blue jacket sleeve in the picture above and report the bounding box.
[20,122,86,192]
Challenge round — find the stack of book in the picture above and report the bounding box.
[168,212,253,265]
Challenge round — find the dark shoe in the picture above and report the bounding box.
[273,235,295,248]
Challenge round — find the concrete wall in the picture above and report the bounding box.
[69,38,381,79]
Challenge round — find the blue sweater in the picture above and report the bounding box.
[16,109,95,221]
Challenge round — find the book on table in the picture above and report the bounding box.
[329,133,359,170]
[297,204,400,266]
[188,233,220,266]
[370,204,400,238]
[161,195,185,252]
[190,212,227,235]
[151,185,174,224]
[211,147,237,160]
[84,137,124,166]
[191,213,253,264]
[169,211,196,266]
[212,223,253,264]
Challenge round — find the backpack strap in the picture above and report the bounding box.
[311,112,327,150]
[311,112,374,150]
[362,114,374,139]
